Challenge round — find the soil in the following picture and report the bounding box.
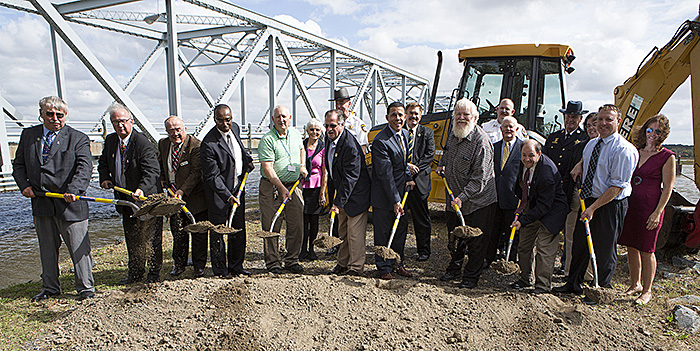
[451,225,482,239]
[491,260,520,275]
[374,245,401,262]
[313,234,343,249]
[185,221,215,233]
[24,206,700,350]
[132,193,185,217]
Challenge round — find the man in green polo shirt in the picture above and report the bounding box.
[259,105,308,274]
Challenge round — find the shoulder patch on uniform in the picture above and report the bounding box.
[361,124,367,132]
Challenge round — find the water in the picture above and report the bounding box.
[0,165,262,290]
[0,163,695,289]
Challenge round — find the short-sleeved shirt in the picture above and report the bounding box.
[581,132,638,200]
[258,127,304,183]
[345,111,368,146]
[481,119,528,143]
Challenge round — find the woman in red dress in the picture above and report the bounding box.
[618,114,676,305]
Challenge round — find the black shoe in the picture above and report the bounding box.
[119,277,142,285]
[299,250,309,261]
[193,268,206,278]
[31,290,59,302]
[285,264,304,274]
[531,287,548,295]
[330,265,348,275]
[417,254,429,262]
[510,280,532,290]
[268,267,283,274]
[146,275,160,284]
[346,270,363,277]
[458,280,477,289]
[440,270,461,282]
[170,266,186,276]
[78,291,95,301]
[552,284,582,295]
[231,270,252,277]
[306,251,318,261]
[582,296,597,305]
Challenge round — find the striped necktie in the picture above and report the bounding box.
[581,139,604,199]
[171,143,181,172]
[408,129,414,162]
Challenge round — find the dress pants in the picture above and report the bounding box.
[186,210,209,271]
[517,220,559,290]
[444,203,497,284]
[211,195,246,276]
[337,208,368,272]
[486,207,517,264]
[406,188,431,257]
[567,198,627,290]
[259,178,304,270]
[374,207,408,275]
[122,214,163,281]
[33,216,94,295]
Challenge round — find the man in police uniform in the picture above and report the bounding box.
[331,87,368,154]
[481,98,528,144]
[543,100,589,274]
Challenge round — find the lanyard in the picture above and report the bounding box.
[277,129,292,160]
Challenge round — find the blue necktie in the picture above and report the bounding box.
[42,131,55,163]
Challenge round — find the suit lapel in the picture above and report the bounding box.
[217,131,234,159]
[33,127,44,164]
[47,127,67,160]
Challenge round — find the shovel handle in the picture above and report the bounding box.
[578,188,600,288]
[441,176,466,226]
[269,179,301,231]
[226,172,250,227]
[166,187,196,224]
[43,192,140,212]
[113,185,147,201]
[387,189,410,248]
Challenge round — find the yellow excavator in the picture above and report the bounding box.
[367,7,700,251]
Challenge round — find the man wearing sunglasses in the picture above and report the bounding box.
[98,103,163,284]
[13,96,95,301]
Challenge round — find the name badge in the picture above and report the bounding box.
[180,161,189,167]
[288,164,296,172]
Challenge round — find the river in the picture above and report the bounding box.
[0,165,698,289]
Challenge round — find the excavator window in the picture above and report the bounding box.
[534,59,565,137]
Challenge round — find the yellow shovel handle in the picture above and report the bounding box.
[113,185,147,201]
[578,189,596,255]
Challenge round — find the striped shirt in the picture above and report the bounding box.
[438,125,498,215]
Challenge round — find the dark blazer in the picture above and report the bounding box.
[158,134,207,215]
[12,124,92,221]
[406,124,435,199]
[325,130,371,217]
[370,125,411,211]
[544,127,588,203]
[493,138,522,210]
[200,123,253,224]
[98,130,161,214]
[514,154,569,236]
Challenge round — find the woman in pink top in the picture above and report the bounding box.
[300,119,327,260]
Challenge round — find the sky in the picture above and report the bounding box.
[0,0,697,144]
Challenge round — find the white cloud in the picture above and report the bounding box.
[303,0,367,15]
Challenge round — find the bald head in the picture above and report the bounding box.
[497,98,515,123]
[165,116,186,145]
[521,139,542,169]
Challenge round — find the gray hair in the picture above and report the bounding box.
[107,102,132,119]
[39,96,67,114]
[306,118,324,131]
[453,98,478,117]
[325,109,345,123]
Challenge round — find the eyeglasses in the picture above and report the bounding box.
[324,123,339,129]
[44,111,65,119]
[111,119,132,125]
[646,127,662,136]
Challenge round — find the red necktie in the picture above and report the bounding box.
[171,144,181,172]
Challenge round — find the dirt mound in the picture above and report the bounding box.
[492,260,520,275]
[313,234,342,249]
[32,275,662,350]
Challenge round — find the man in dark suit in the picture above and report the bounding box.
[158,116,208,277]
[13,96,95,301]
[371,101,415,280]
[404,102,435,261]
[200,104,254,277]
[98,103,163,284]
[511,140,569,293]
[324,109,371,276]
[486,117,522,266]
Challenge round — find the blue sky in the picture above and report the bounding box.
[0,0,697,144]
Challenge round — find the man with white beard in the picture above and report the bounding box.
[436,98,498,289]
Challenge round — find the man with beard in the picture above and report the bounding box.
[437,98,498,289]
[481,98,528,143]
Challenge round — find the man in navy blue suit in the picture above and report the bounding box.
[371,102,415,280]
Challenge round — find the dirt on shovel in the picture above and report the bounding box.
[451,225,483,239]
[491,260,520,275]
[374,246,401,263]
[313,235,343,249]
[253,230,280,238]
[212,225,243,235]
[132,193,185,217]
[583,286,617,305]
[185,221,215,233]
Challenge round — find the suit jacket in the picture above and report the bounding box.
[98,130,161,214]
[493,138,522,210]
[200,123,253,224]
[158,134,207,215]
[544,127,588,203]
[12,124,92,220]
[325,130,371,217]
[406,124,435,199]
[370,125,412,211]
[514,154,569,236]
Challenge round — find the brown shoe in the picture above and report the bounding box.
[395,266,413,277]
[380,272,393,280]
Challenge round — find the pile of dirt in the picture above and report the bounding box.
[492,260,520,275]
[133,193,185,217]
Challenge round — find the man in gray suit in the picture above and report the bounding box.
[13,96,95,301]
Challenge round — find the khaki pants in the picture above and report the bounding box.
[337,208,368,272]
[518,220,559,290]
[259,178,304,270]
[564,192,593,280]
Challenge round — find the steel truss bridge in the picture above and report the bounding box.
[0,0,430,182]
